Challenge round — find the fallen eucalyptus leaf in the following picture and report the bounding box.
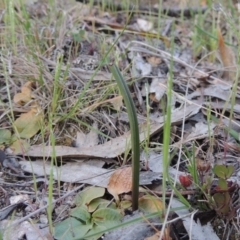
[13,106,44,139]
[107,167,132,202]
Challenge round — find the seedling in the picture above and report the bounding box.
[210,165,236,216]
[185,160,237,219]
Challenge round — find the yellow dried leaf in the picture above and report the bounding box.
[107,167,132,201]
[139,195,164,213]
[14,92,31,105]
[22,81,34,89]
[10,138,30,155]
[13,81,34,105]
[13,106,44,139]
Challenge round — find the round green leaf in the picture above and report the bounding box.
[54,217,91,240]
[70,205,91,223]
[75,187,105,207]
[213,192,231,215]
[84,225,106,240]
[213,165,234,179]
[218,179,227,190]
[92,208,122,228]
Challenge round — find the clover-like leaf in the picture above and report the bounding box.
[217,179,228,190]
[213,165,234,179]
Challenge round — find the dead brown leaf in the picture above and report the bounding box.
[13,81,34,105]
[107,167,132,202]
[13,106,44,139]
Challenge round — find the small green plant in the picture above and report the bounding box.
[184,159,237,219]
[211,165,235,216]
[54,187,123,240]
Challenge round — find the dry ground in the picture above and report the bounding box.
[0,0,240,239]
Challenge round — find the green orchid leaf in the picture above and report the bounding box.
[54,217,92,240]
[74,187,105,207]
[70,205,91,223]
[92,208,122,228]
